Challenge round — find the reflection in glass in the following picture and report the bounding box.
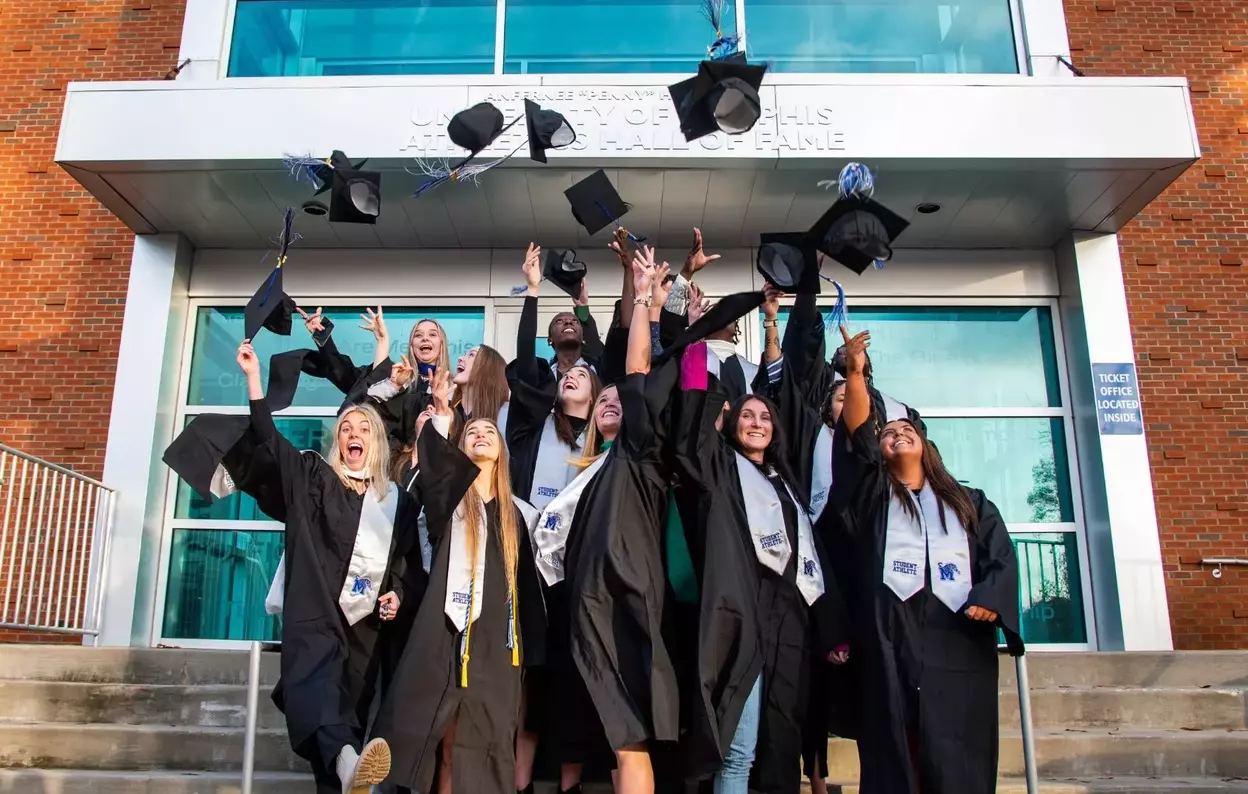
[174,418,335,521]
[746,0,1018,74]
[1012,532,1087,644]
[777,306,1060,408]
[504,0,737,74]
[187,307,485,407]
[228,0,496,77]
[163,529,284,642]
[925,418,1073,524]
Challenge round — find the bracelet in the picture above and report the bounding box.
[634,296,653,307]
[762,319,779,329]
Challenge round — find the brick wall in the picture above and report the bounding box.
[1065,0,1248,649]
[0,0,186,643]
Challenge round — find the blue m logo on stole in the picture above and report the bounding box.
[351,576,372,596]
[543,513,560,530]
[937,562,959,582]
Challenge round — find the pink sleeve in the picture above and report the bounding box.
[680,341,709,391]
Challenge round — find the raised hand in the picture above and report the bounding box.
[236,340,260,376]
[688,282,710,324]
[390,354,415,388]
[575,277,590,307]
[838,325,870,376]
[651,262,673,306]
[762,284,783,320]
[523,242,542,294]
[297,305,325,334]
[430,367,452,415]
[360,306,388,346]
[683,227,720,277]
[631,245,657,296]
[608,227,631,268]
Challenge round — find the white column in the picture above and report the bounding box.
[97,234,193,647]
[1055,233,1173,651]
[176,0,234,80]
[1017,0,1074,77]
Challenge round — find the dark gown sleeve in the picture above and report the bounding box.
[506,296,559,446]
[768,293,831,492]
[303,334,376,396]
[514,503,548,667]
[413,422,481,535]
[580,309,605,368]
[616,371,665,463]
[598,325,629,386]
[830,414,885,521]
[966,490,1025,656]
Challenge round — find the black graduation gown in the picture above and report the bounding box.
[211,398,420,792]
[830,417,1023,794]
[375,426,542,794]
[549,370,678,761]
[671,382,848,794]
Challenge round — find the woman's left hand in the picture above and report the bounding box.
[430,368,452,415]
[631,245,657,295]
[651,263,673,307]
[965,605,998,622]
[378,591,400,621]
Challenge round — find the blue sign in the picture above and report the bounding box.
[1091,363,1144,435]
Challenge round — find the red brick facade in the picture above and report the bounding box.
[0,0,187,643]
[1066,0,1248,648]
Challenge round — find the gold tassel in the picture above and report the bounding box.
[460,568,477,688]
[511,581,520,668]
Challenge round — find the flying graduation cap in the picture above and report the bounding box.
[756,232,821,295]
[668,0,768,142]
[564,169,647,241]
[413,100,576,197]
[542,248,587,299]
[244,208,299,341]
[809,163,909,275]
[283,150,382,225]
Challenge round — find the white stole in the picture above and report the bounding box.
[706,340,756,396]
[528,414,585,511]
[337,478,400,625]
[734,452,825,606]
[531,453,609,585]
[809,425,834,523]
[443,494,539,631]
[881,483,973,613]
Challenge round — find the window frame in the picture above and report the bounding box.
[218,0,1030,78]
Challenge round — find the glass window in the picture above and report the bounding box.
[776,306,1060,408]
[1013,533,1087,644]
[924,418,1073,524]
[186,307,485,407]
[228,0,496,78]
[162,528,284,642]
[745,0,1019,74]
[503,0,738,74]
[174,418,335,520]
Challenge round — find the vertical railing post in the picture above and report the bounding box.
[1015,653,1039,794]
[243,640,262,794]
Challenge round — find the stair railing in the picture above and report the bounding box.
[243,640,262,794]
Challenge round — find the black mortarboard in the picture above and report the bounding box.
[808,197,910,275]
[244,209,299,340]
[757,232,821,295]
[565,169,638,237]
[162,348,315,500]
[653,291,765,367]
[525,99,576,164]
[449,102,507,156]
[669,54,768,143]
[329,163,381,224]
[543,248,587,298]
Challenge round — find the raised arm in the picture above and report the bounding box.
[514,242,545,384]
[626,246,661,376]
[414,370,480,534]
[610,227,637,328]
[839,325,872,435]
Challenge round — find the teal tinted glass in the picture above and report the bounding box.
[174,417,335,521]
[745,0,1018,74]
[162,529,284,642]
[775,306,1060,408]
[1013,532,1087,644]
[228,0,496,77]
[187,307,484,407]
[924,417,1073,524]
[503,0,738,74]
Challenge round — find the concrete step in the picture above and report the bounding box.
[0,680,1240,732]
[1003,652,1248,689]
[0,723,308,773]
[813,782,1248,793]
[0,769,312,793]
[825,730,1248,780]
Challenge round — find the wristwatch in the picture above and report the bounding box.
[634,295,653,307]
[762,319,779,329]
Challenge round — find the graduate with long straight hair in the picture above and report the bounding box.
[165,341,420,794]
[375,368,544,794]
[450,343,511,439]
[832,325,1023,794]
[669,302,849,794]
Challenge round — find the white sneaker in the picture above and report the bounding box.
[338,738,391,794]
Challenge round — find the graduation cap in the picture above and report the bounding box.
[757,232,821,295]
[543,248,587,299]
[283,150,381,225]
[564,169,646,241]
[668,1,767,143]
[244,208,299,340]
[414,101,576,196]
[810,163,909,275]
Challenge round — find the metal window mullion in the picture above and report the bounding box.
[493,0,506,74]
[735,0,747,51]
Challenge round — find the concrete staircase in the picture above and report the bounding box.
[0,646,1240,793]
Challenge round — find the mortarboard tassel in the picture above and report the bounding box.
[701,0,741,60]
[826,278,849,329]
[594,201,647,243]
[283,153,332,192]
[259,208,300,308]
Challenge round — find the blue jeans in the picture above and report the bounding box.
[715,675,762,794]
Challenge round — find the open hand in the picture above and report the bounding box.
[297,305,325,334]
[523,242,542,293]
[378,592,400,621]
[608,227,631,268]
[236,340,260,377]
[360,307,388,346]
[688,282,710,324]
[430,367,452,415]
[684,227,720,277]
[838,325,870,376]
[651,262,673,307]
[631,245,657,295]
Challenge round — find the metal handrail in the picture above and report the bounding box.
[1015,653,1039,794]
[243,641,262,794]
[1200,557,1248,579]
